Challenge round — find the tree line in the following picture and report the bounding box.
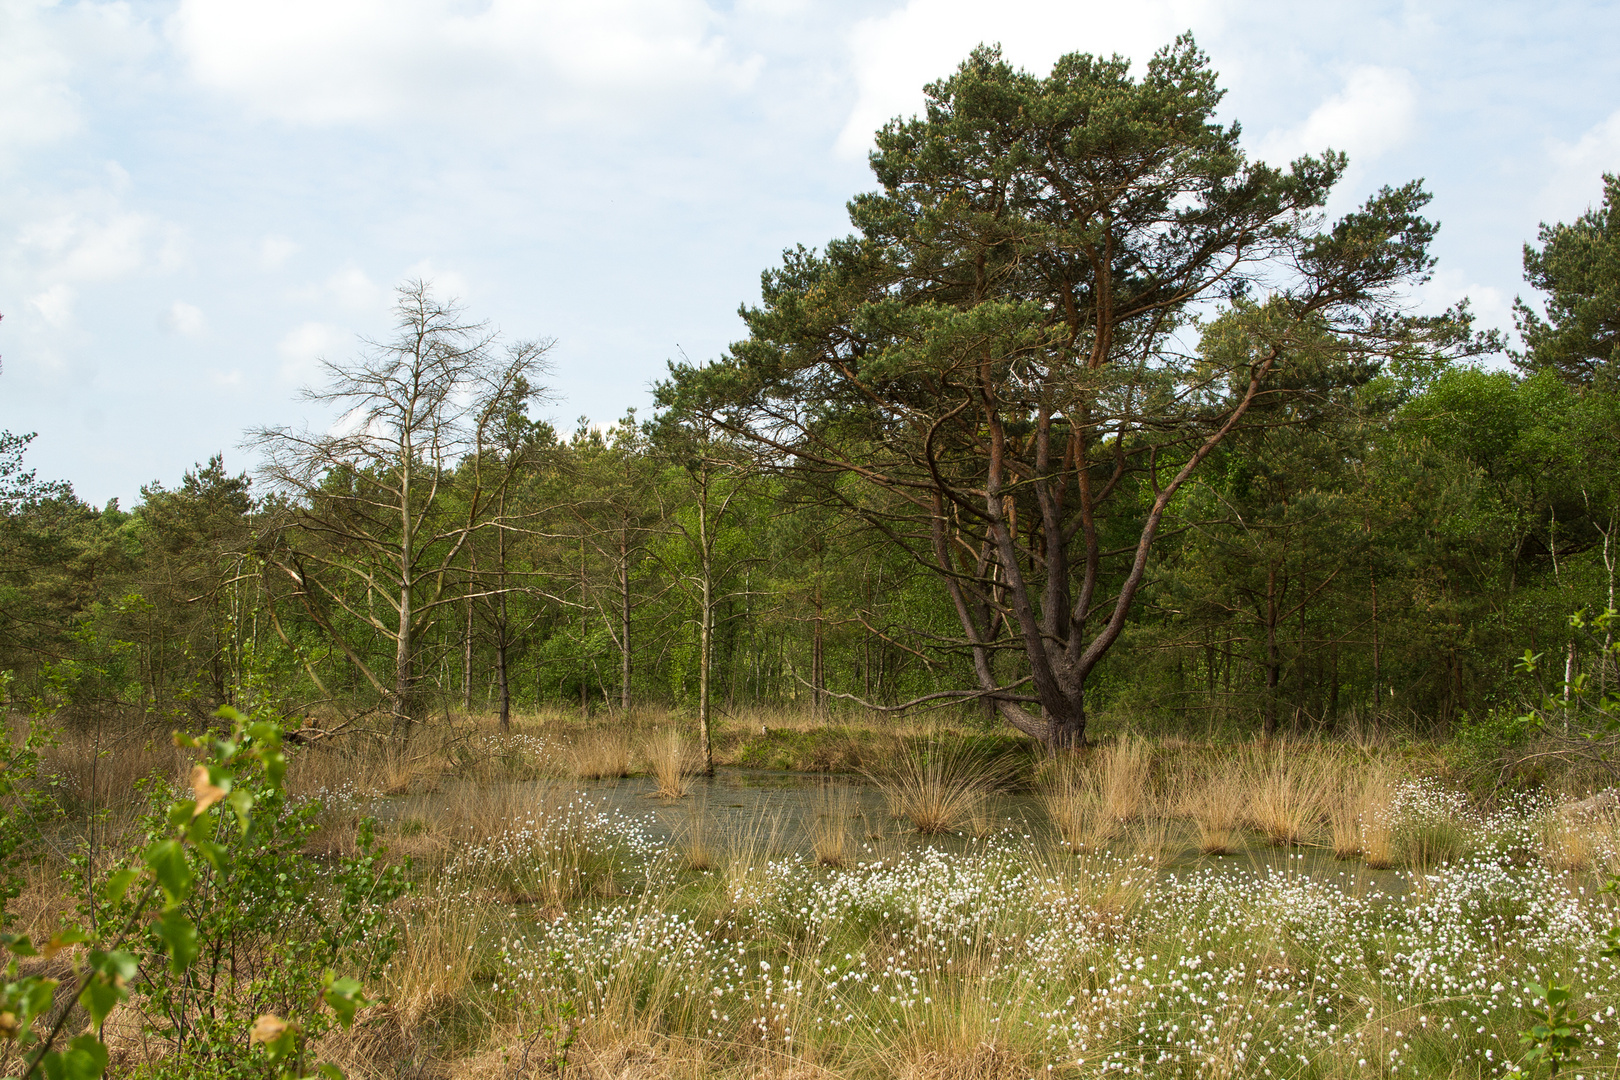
[2,39,1616,750]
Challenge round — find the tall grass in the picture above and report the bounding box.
[1358,764,1399,868]
[564,726,632,780]
[679,802,718,872]
[440,786,632,908]
[1096,736,1151,824]
[1177,766,1244,856]
[1243,747,1329,846]
[872,739,1001,834]
[641,727,695,798]
[809,782,857,867]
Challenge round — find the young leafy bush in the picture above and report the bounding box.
[116,785,408,1078]
[0,707,401,1080]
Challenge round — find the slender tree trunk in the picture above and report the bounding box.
[1369,565,1382,737]
[620,526,632,714]
[1328,638,1340,727]
[495,518,512,731]
[495,626,511,730]
[579,535,589,720]
[812,586,825,716]
[462,562,475,714]
[699,555,714,776]
[1263,563,1281,740]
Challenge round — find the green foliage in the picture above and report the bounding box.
[0,707,397,1080]
[1515,172,1620,385]
[1519,981,1582,1076]
[0,676,57,929]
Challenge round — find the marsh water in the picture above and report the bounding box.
[389,766,1412,894]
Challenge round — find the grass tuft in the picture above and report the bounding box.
[872,739,1001,834]
[641,727,695,799]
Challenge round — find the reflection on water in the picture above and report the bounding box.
[386,766,1412,891]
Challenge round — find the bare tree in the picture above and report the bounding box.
[249,281,553,742]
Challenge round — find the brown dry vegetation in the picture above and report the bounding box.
[11,709,1620,1080]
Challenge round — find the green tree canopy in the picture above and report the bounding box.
[664,36,1484,746]
[1515,173,1620,385]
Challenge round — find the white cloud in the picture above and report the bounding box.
[276,321,349,385]
[29,284,75,328]
[1419,267,1514,348]
[1253,66,1418,169]
[0,1,160,170]
[1537,109,1620,224]
[835,0,1216,158]
[259,234,299,269]
[0,0,81,164]
[165,0,760,128]
[16,202,184,284]
[166,301,206,336]
[326,265,384,311]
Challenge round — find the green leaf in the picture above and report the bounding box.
[321,972,369,1029]
[98,869,140,908]
[21,975,59,1018]
[153,908,198,975]
[144,840,191,903]
[77,976,121,1033]
[39,1035,108,1080]
[262,747,287,791]
[166,801,196,831]
[2,933,39,958]
[87,950,137,982]
[226,788,255,834]
[193,839,228,872]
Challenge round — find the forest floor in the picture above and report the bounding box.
[9,708,1620,1079]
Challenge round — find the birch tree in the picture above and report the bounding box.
[251,281,553,741]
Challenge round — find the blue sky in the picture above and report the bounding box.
[1,0,1617,506]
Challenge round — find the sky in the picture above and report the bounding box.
[1,0,1617,507]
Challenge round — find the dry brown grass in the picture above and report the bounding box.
[565,726,634,780]
[721,812,786,912]
[384,889,483,1025]
[871,740,999,834]
[1243,747,1330,846]
[1542,802,1619,873]
[1327,775,1363,860]
[1125,809,1177,866]
[40,726,187,813]
[1096,736,1152,824]
[678,805,718,872]
[642,728,695,799]
[1039,753,1111,850]
[1177,766,1245,856]
[1357,764,1399,869]
[282,734,440,799]
[437,784,626,908]
[808,783,856,867]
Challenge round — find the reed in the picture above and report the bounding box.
[564,726,633,780]
[809,782,857,867]
[641,727,694,799]
[872,739,999,834]
[1178,767,1244,856]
